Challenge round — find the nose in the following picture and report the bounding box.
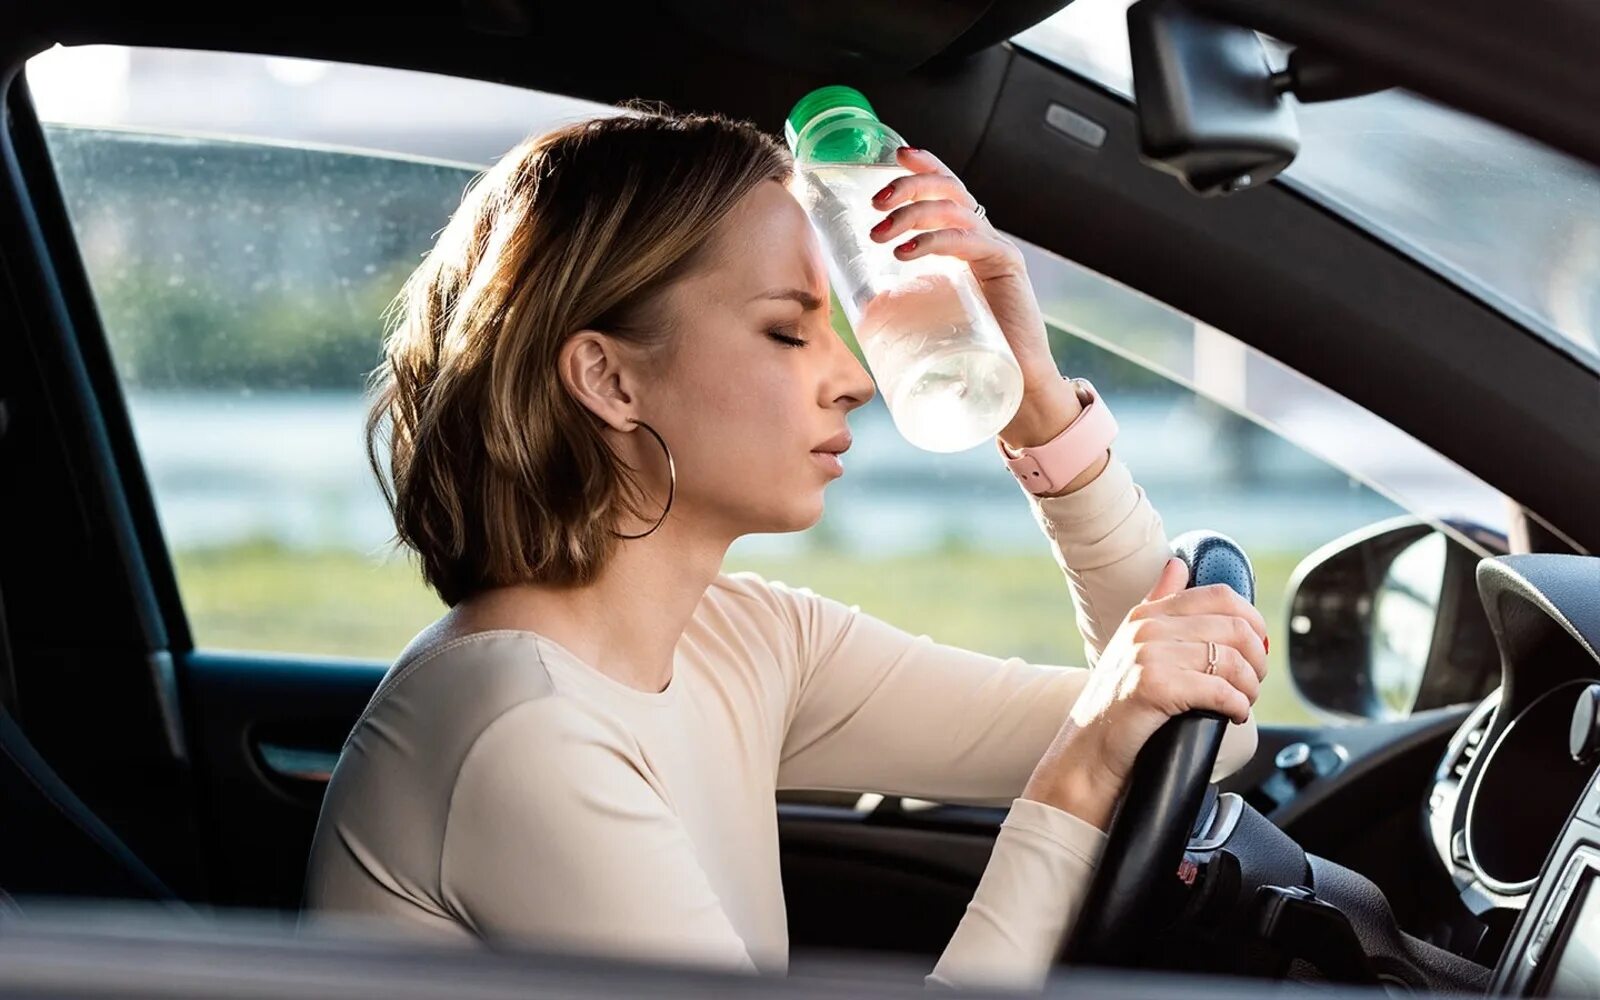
[832,336,876,411]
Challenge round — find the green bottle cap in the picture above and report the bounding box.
[785,85,878,154]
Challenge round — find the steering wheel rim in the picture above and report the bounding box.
[1059,531,1256,968]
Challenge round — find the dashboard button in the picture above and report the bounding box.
[1570,683,1600,764]
[1275,742,1317,787]
[1275,741,1313,776]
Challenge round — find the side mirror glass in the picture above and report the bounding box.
[1369,532,1448,716]
[1286,516,1502,722]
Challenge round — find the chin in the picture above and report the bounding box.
[783,504,826,534]
[801,502,827,531]
[771,495,827,534]
[734,479,828,536]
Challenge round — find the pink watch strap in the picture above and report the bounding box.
[997,378,1118,495]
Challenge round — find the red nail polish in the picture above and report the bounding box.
[1263,636,1270,654]
[901,145,921,153]
[870,217,891,236]
[873,184,895,202]
[897,238,918,254]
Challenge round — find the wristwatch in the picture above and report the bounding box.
[996,377,1118,496]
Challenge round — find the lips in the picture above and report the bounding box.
[812,431,852,455]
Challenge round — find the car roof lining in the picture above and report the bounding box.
[15,0,1600,171]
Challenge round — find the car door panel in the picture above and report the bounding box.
[181,652,383,907]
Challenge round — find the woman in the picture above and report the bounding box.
[304,107,1267,991]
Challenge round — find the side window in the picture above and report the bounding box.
[27,46,612,657]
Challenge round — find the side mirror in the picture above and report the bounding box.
[1285,515,1503,722]
[1127,0,1299,196]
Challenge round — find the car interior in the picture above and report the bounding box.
[2,0,1600,996]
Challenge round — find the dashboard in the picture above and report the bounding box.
[1417,555,1600,993]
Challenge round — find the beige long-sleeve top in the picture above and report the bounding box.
[304,451,1257,990]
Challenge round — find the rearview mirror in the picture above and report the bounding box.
[1285,516,1502,721]
[1126,0,1299,196]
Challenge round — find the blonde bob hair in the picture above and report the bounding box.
[367,106,792,606]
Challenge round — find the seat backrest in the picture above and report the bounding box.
[0,704,178,902]
[0,392,176,904]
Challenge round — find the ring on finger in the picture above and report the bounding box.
[973,202,987,221]
[1205,640,1220,676]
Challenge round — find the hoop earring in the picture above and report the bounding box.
[611,419,675,540]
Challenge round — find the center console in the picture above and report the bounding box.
[1494,757,1600,994]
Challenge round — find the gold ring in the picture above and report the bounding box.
[1206,641,1219,675]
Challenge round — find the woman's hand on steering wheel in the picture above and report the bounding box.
[1023,556,1269,830]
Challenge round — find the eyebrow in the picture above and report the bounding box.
[750,288,825,311]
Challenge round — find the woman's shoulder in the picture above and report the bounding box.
[316,632,645,900]
[343,629,650,800]
[350,628,568,753]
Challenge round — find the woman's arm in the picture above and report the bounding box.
[929,557,1266,990]
[759,452,1266,988]
[1019,444,1174,669]
[872,147,1167,670]
[758,512,1264,989]
[769,450,1257,803]
[856,148,1264,989]
[440,697,759,971]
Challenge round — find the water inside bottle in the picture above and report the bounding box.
[794,163,1023,453]
[851,270,1022,452]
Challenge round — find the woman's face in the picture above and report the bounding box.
[645,178,876,539]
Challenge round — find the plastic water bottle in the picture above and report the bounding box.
[785,85,1024,453]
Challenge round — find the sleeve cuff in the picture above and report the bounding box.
[927,798,1108,990]
[1001,796,1109,866]
[1022,449,1167,579]
[1026,448,1137,537]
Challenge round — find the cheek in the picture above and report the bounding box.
[674,353,810,465]
[677,337,803,420]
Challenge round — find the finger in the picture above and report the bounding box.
[871,170,978,214]
[895,145,957,177]
[1184,641,1260,705]
[1133,638,1260,707]
[1133,614,1267,681]
[1145,557,1189,602]
[1170,668,1254,727]
[870,199,981,244]
[893,227,1018,267]
[1140,583,1268,642]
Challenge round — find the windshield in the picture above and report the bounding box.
[1015,0,1600,374]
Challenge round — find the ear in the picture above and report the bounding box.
[558,330,639,433]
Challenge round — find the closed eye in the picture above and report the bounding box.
[768,326,808,348]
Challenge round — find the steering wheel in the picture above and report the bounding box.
[1059,530,1256,968]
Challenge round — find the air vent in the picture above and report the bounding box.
[1440,690,1501,784]
[1431,690,1503,873]
[1453,723,1486,779]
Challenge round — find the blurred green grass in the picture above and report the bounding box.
[173,542,1314,725]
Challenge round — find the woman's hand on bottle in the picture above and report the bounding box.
[1023,557,1270,831]
[868,146,1058,389]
